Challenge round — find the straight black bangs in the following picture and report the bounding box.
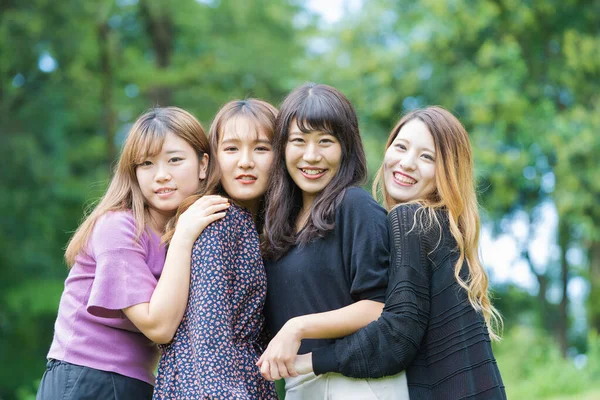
[292,94,342,136]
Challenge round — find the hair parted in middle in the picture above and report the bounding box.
[373,105,503,340]
[263,82,367,260]
[163,98,278,243]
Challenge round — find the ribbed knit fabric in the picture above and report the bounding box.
[312,204,506,400]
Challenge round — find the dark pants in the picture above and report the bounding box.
[36,359,153,400]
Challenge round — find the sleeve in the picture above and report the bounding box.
[312,204,432,378]
[339,187,390,303]
[184,209,241,365]
[87,212,159,318]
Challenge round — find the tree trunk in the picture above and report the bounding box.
[139,0,173,106]
[557,219,570,358]
[98,21,117,167]
[588,240,600,334]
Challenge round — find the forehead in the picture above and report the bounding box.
[288,118,331,135]
[394,119,435,148]
[221,116,270,142]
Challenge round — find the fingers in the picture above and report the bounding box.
[260,360,272,381]
[285,359,298,377]
[202,203,230,216]
[270,360,281,381]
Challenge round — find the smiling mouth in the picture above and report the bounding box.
[156,188,176,194]
[236,175,257,184]
[299,168,327,179]
[393,172,417,185]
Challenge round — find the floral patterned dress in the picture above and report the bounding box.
[153,204,277,400]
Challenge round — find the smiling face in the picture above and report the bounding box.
[135,131,208,229]
[285,119,343,209]
[217,117,274,214]
[383,118,437,204]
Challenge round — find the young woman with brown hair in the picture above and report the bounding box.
[258,83,408,398]
[295,106,506,399]
[153,99,279,399]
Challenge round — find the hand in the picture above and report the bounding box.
[294,353,313,375]
[256,318,303,381]
[173,195,229,245]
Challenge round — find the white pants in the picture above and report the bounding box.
[284,371,409,400]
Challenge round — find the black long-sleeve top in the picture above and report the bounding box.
[312,204,506,400]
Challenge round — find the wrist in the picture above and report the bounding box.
[170,230,196,249]
[287,317,307,340]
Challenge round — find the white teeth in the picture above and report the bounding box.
[394,173,416,184]
[302,169,325,175]
[157,189,174,194]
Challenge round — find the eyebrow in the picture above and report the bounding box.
[221,138,272,145]
[164,149,185,154]
[394,138,436,154]
[289,129,332,136]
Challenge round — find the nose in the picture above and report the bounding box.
[303,143,323,163]
[154,163,172,182]
[238,148,255,169]
[399,151,417,171]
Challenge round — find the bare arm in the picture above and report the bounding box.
[123,196,229,344]
[257,299,383,380]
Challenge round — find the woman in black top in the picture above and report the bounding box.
[258,83,408,398]
[295,106,506,399]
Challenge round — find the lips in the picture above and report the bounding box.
[299,167,327,180]
[393,171,417,186]
[155,187,176,194]
[236,174,257,184]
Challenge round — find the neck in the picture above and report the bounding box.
[147,208,171,234]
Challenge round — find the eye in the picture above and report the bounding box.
[137,160,152,167]
[289,137,304,144]
[256,146,271,152]
[422,154,435,161]
[223,146,238,152]
[320,138,335,144]
[395,143,407,150]
[169,157,183,163]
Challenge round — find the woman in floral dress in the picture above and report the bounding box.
[153,99,279,400]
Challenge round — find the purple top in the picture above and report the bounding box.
[47,210,166,385]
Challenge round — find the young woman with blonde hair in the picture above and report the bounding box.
[38,107,230,399]
[294,106,506,399]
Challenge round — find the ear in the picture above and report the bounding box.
[198,153,209,180]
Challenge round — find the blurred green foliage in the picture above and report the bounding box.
[1,0,599,398]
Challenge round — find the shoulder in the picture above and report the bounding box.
[92,210,141,244]
[198,203,253,241]
[388,204,446,245]
[95,210,136,233]
[338,187,386,217]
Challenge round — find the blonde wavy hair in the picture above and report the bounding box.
[373,106,503,340]
[65,107,209,266]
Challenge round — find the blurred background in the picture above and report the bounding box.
[1,0,599,398]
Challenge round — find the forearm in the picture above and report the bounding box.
[124,232,194,343]
[289,300,384,340]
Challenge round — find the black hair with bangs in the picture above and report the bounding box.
[262,83,367,260]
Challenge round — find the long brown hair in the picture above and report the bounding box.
[263,83,367,260]
[163,99,278,243]
[373,106,503,340]
[65,107,209,266]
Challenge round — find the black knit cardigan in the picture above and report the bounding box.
[312,204,506,400]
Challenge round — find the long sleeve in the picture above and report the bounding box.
[312,204,431,378]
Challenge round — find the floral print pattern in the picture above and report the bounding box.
[153,205,277,400]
